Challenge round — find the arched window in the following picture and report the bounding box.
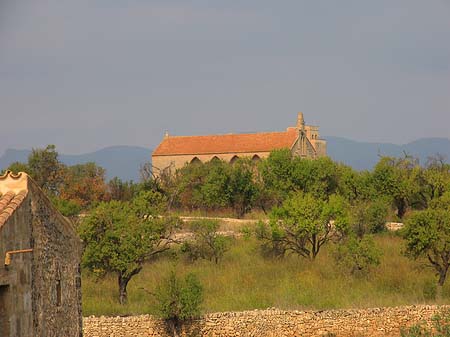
[190,157,202,164]
[252,154,261,162]
[211,156,221,163]
[230,155,239,164]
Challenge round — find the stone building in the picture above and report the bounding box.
[0,171,83,337]
[152,112,326,175]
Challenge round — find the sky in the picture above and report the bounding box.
[1,0,449,155]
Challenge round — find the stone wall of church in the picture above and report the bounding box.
[152,151,271,174]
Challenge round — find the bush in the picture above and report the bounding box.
[155,271,203,336]
[333,235,381,275]
[181,220,231,264]
[423,279,438,301]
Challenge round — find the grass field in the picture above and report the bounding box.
[82,234,450,317]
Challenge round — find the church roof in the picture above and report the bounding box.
[153,128,299,156]
[0,171,28,228]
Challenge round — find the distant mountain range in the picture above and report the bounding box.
[326,137,450,170]
[1,138,449,181]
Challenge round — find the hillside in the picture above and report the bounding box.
[325,136,450,170]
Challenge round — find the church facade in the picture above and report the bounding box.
[152,113,327,175]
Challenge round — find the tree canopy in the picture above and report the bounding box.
[256,192,349,259]
[403,193,450,287]
[78,192,179,304]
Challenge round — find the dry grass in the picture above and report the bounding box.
[82,234,449,316]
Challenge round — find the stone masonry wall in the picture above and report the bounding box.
[29,181,83,337]
[83,305,449,337]
[152,151,270,175]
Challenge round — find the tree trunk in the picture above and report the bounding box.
[438,267,448,287]
[436,266,448,300]
[167,318,180,337]
[118,274,130,305]
[396,200,406,219]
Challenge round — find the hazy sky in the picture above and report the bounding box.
[1,0,449,155]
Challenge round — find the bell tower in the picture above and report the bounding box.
[296,112,305,131]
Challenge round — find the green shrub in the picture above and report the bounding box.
[333,235,381,275]
[181,220,231,264]
[423,279,438,301]
[155,271,203,336]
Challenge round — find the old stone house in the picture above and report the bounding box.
[0,171,82,337]
[152,112,327,175]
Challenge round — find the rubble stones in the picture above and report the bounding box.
[83,305,449,337]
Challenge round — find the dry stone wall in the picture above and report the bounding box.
[83,305,449,337]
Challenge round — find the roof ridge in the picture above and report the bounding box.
[0,171,29,195]
[165,129,295,139]
[0,170,25,180]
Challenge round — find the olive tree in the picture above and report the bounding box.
[256,192,349,259]
[78,191,178,304]
[403,194,450,288]
[181,220,231,264]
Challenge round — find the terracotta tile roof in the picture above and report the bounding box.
[0,171,29,228]
[153,128,299,156]
[0,190,28,227]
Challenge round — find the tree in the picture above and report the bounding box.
[228,158,257,218]
[421,154,450,207]
[59,162,108,209]
[27,144,65,194]
[403,194,450,288]
[350,199,389,238]
[292,156,339,200]
[78,194,178,304]
[2,161,30,175]
[258,149,296,205]
[256,192,349,259]
[49,195,82,218]
[155,271,203,337]
[337,165,375,202]
[181,220,231,264]
[131,189,168,216]
[173,161,209,211]
[107,177,138,202]
[372,155,422,218]
[197,160,231,210]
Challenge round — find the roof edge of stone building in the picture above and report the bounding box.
[0,171,80,245]
[0,170,28,194]
[27,176,82,246]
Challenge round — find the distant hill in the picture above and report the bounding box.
[0,146,151,182]
[326,137,450,170]
[1,138,449,180]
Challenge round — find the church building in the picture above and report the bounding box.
[152,112,327,175]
